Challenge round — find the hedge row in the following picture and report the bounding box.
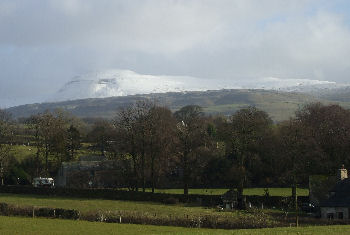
[2,201,349,229]
[0,202,79,219]
[0,202,278,229]
[79,209,278,229]
[0,185,308,208]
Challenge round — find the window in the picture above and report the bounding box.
[327,213,334,219]
[338,212,344,219]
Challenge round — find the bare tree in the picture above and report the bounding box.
[174,105,208,196]
[0,109,13,185]
[26,115,42,177]
[227,107,272,208]
[66,125,81,161]
[113,101,154,191]
[147,106,177,193]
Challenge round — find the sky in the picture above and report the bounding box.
[1,0,350,107]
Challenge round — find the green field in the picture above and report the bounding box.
[0,187,308,216]
[0,193,219,216]
[1,216,350,235]
[11,145,35,162]
[11,143,100,163]
[139,188,309,196]
[0,193,276,223]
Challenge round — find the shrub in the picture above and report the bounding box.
[0,202,9,215]
[35,207,55,217]
[164,197,179,204]
[57,209,80,220]
[7,204,33,217]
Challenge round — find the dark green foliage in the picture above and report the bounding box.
[164,197,179,204]
[5,101,350,195]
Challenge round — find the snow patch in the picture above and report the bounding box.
[49,69,341,102]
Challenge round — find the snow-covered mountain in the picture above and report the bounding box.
[50,69,344,102]
[50,69,223,102]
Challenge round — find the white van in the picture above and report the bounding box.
[33,177,55,188]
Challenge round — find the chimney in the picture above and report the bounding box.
[338,165,348,181]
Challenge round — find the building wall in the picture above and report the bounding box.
[56,160,121,188]
[320,207,349,219]
[309,175,336,206]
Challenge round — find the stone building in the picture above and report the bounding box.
[56,155,122,188]
[320,166,350,219]
[221,189,238,209]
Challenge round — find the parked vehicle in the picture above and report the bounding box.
[301,202,316,213]
[32,177,55,188]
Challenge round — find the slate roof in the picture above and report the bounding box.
[221,189,238,202]
[320,194,350,207]
[330,178,350,193]
[320,178,350,207]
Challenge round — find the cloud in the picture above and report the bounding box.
[0,0,349,106]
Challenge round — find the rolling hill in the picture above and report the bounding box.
[7,89,325,122]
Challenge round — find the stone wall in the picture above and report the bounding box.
[320,207,349,219]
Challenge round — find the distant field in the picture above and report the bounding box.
[11,143,100,162]
[0,193,233,216]
[139,188,309,196]
[1,216,350,235]
[0,193,281,229]
[11,145,35,162]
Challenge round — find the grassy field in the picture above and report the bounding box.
[0,193,214,215]
[1,216,350,235]
[0,187,308,215]
[140,188,309,196]
[0,193,281,230]
[11,143,100,163]
[11,145,35,162]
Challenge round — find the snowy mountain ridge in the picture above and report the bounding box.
[50,69,345,102]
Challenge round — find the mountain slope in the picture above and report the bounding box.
[9,89,321,122]
[8,69,350,122]
[50,69,223,102]
[50,69,338,103]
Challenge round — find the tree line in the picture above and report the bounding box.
[1,102,350,198]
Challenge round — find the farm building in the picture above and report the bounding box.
[319,166,350,219]
[221,189,238,209]
[56,155,123,188]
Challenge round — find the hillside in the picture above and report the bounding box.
[49,69,336,103]
[7,89,327,122]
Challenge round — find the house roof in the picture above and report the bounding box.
[221,189,238,201]
[320,193,350,207]
[320,178,350,207]
[330,178,350,193]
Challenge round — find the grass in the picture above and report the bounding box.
[11,145,35,162]
[10,143,100,163]
[137,188,309,196]
[0,193,281,229]
[0,193,230,216]
[1,216,350,235]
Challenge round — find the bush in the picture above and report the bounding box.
[35,207,55,217]
[7,204,33,217]
[0,202,9,215]
[164,197,179,204]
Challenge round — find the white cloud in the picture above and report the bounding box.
[0,0,350,106]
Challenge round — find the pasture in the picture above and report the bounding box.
[146,188,309,196]
[1,216,350,235]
